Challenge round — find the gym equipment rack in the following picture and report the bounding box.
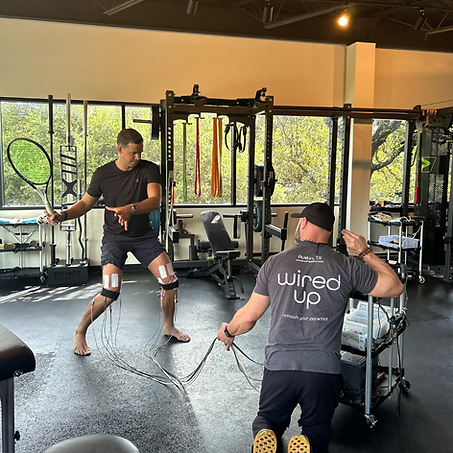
[159,85,277,274]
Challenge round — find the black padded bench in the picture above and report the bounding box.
[187,210,243,299]
[0,323,36,453]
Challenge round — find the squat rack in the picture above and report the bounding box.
[159,85,277,274]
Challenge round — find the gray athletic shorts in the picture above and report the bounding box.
[101,230,165,270]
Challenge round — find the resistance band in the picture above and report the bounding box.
[195,116,201,197]
[224,123,248,152]
[211,117,220,197]
[182,122,188,202]
[218,117,223,197]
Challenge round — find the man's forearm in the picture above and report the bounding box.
[225,309,257,337]
[64,199,92,220]
[131,197,160,215]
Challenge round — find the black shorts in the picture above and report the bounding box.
[101,230,165,270]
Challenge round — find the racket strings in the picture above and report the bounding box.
[8,140,51,184]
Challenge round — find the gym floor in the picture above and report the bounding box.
[0,267,452,453]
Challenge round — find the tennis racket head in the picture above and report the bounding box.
[6,138,54,214]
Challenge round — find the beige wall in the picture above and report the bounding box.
[374,48,453,109]
[0,18,345,106]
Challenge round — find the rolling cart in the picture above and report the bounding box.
[368,214,425,283]
[340,270,410,427]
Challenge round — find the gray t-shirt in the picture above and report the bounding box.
[254,241,378,374]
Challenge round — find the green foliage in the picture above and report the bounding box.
[262,115,331,203]
[370,120,415,203]
[1,100,413,210]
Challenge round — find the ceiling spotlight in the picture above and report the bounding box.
[414,8,427,31]
[186,0,198,16]
[263,0,274,24]
[338,10,349,27]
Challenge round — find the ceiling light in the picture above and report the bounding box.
[414,8,427,31]
[263,0,274,24]
[186,0,199,16]
[338,10,349,27]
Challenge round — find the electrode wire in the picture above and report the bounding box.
[91,297,264,391]
[91,298,181,387]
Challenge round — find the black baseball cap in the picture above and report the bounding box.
[291,203,335,232]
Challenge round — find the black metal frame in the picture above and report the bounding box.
[411,108,453,280]
[273,104,422,254]
[159,87,274,273]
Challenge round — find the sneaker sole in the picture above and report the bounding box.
[288,434,310,453]
[253,429,277,453]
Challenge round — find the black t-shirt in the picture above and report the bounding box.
[87,159,160,236]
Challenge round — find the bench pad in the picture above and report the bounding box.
[40,434,140,453]
[0,324,36,381]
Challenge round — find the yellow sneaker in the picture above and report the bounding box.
[287,434,311,453]
[253,429,277,453]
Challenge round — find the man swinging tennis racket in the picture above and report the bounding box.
[46,128,190,356]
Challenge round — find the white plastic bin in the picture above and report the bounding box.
[378,235,419,250]
[341,302,392,351]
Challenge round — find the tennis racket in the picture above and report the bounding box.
[6,138,54,214]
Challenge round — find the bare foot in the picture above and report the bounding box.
[164,327,191,342]
[74,332,91,356]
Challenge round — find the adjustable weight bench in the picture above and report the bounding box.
[0,323,36,453]
[187,210,243,299]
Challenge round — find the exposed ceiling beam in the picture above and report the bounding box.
[264,4,356,29]
[102,0,145,16]
[368,0,428,19]
[425,24,453,35]
[289,0,453,12]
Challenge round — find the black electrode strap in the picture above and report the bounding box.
[100,288,120,300]
[162,280,179,291]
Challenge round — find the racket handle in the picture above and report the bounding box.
[45,202,54,215]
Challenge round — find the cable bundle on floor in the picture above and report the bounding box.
[91,300,264,392]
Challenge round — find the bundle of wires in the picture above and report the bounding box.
[91,298,264,392]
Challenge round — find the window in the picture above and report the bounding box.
[370,120,415,203]
[1,97,342,210]
[1,100,51,208]
[255,114,334,204]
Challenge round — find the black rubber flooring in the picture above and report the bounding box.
[1,269,453,453]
